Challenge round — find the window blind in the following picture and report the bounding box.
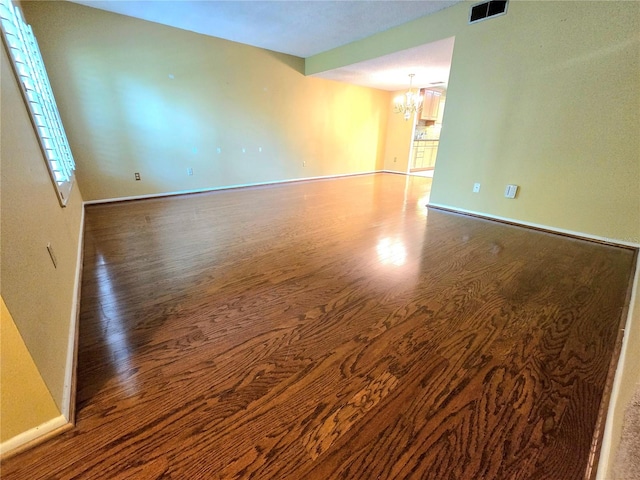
[0,0,75,206]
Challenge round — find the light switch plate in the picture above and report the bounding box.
[505,184,519,199]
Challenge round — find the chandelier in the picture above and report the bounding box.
[394,73,422,121]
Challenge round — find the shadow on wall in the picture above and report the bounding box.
[264,50,305,74]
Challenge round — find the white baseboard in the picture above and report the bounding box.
[0,415,68,457]
[61,204,85,420]
[84,170,385,205]
[427,202,640,249]
[596,258,640,479]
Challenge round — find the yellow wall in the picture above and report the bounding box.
[1,45,84,410]
[21,1,390,201]
[0,297,61,442]
[382,90,415,173]
[308,1,640,245]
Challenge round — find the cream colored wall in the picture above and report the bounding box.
[382,91,415,173]
[433,0,639,244]
[308,1,640,246]
[1,45,84,410]
[1,297,61,442]
[21,1,390,202]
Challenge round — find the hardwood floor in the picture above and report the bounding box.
[2,173,636,479]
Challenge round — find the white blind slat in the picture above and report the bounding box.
[0,0,75,206]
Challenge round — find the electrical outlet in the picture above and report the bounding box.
[505,184,519,198]
[303,161,306,167]
[134,172,141,181]
[187,167,193,176]
[473,183,481,193]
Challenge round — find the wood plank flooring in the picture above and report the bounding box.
[2,173,636,479]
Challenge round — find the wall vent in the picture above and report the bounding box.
[469,0,508,24]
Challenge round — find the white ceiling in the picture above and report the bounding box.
[67,0,460,91]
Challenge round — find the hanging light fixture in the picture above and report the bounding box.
[394,73,423,121]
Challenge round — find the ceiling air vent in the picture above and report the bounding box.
[469,0,508,24]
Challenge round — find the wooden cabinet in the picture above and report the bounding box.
[412,140,438,170]
[420,89,443,121]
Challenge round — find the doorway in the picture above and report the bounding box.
[409,87,446,177]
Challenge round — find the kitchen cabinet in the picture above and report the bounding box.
[420,89,443,121]
[412,140,438,170]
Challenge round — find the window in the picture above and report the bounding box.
[1,0,75,206]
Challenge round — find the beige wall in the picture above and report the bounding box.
[21,1,390,202]
[382,90,415,173]
[309,1,640,245]
[1,297,60,442]
[1,45,84,410]
[434,0,639,244]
